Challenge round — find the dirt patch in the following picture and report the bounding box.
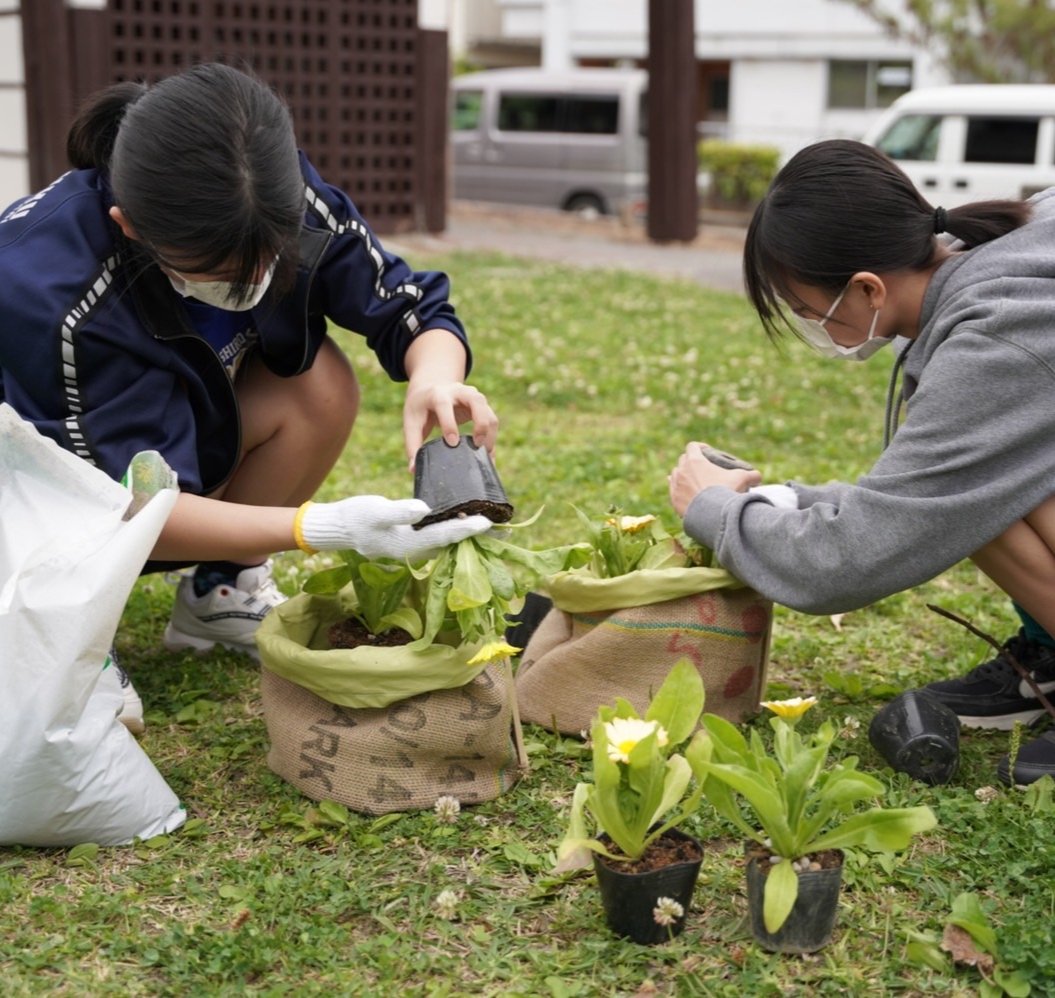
[328,618,414,650]
[598,832,703,874]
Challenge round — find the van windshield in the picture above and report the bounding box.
[875,113,941,161]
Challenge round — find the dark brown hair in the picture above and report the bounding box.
[67,63,302,303]
[743,139,1032,339]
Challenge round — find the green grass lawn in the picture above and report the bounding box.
[3,252,1053,996]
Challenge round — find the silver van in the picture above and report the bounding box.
[862,84,1055,207]
[450,67,648,218]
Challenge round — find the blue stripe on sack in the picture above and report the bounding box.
[571,611,761,641]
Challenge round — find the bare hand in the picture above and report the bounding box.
[403,380,498,469]
[668,441,762,517]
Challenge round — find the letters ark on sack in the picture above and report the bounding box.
[261,661,526,816]
[256,584,530,816]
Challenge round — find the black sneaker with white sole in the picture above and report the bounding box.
[997,729,1055,785]
[921,629,1055,730]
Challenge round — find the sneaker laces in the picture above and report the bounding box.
[971,631,1045,682]
[238,560,285,610]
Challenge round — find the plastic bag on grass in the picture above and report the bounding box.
[0,404,185,846]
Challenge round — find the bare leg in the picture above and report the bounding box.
[220,337,358,505]
[210,337,358,564]
[971,494,1055,638]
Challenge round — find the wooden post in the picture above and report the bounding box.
[416,27,449,234]
[647,0,698,243]
[21,0,73,190]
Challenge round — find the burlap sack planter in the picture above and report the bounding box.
[256,592,528,814]
[516,566,771,735]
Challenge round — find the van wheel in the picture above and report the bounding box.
[565,194,606,220]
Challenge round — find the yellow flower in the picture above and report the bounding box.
[605,514,657,534]
[604,717,669,763]
[467,640,521,666]
[761,696,818,719]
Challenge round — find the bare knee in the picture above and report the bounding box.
[302,337,359,440]
[238,337,359,451]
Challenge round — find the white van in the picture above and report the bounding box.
[862,85,1055,207]
[450,67,648,218]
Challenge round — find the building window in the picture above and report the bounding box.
[827,60,913,110]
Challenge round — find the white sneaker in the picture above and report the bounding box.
[99,650,145,736]
[162,560,286,660]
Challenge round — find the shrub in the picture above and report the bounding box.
[697,139,781,207]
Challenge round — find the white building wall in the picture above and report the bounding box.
[498,0,951,163]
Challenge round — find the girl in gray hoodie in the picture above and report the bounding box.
[669,139,1055,786]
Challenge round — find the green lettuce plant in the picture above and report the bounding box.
[700,697,938,935]
[303,512,585,649]
[303,550,421,638]
[555,658,710,869]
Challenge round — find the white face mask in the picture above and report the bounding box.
[168,260,276,311]
[794,282,893,362]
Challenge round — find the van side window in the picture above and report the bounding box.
[563,96,619,135]
[874,114,941,162]
[498,94,561,132]
[453,91,483,132]
[964,116,1039,165]
[497,93,620,134]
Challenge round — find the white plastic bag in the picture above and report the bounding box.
[0,404,186,846]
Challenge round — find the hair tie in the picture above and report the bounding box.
[933,206,947,235]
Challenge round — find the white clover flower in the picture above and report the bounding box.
[433,795,461,823]
[604,717,669,763]
[839,715,862,739]
[652,896,684,927]
[975,785,999,803]
[434,888,460,920]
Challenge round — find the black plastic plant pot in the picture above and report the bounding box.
[592,830,703,945]
[412,434,513,529]
[745,850,843,954]
[868,689,960,786]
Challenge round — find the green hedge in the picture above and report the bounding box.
[697,139,781,207]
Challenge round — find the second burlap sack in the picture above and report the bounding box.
[516,566,771,735]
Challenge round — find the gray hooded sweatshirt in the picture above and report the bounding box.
[683,188,1055,615]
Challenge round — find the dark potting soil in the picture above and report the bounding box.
[745,846,843,873]
[599,833,703,875]
[414,498,514,529]
[327,617,414,650]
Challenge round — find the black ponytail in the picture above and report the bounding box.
[744,139,1032,340]
[942,199,1032,250]
[66,81,147,170]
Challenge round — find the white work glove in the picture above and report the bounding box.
[748,484,799,510]
[296,496,492,559]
